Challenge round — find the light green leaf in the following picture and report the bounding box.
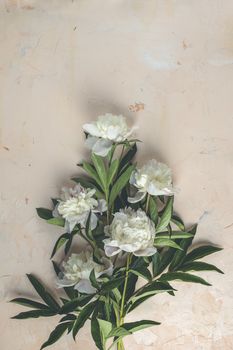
[108,159,119,186]
[47,217,65,227]
[149,196,158,225]
[82,161,103,190]
[151,252,161,277]
[91,154,108,192]
[154,238,182,250]
[156,231,194,239]
[109,165,134,206]
[156,197,174,233]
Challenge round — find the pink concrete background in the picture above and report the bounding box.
[1,1,233,349]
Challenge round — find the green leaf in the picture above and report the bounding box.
[154,238,182,250]
[12,309,56,319]
[40,322,71,349]
[169,224,198,271]
[130,266,152,281]
[108,159,119,186]
[47,217,65,227]
[156,197,174,233]
[101,277,124,292]
[36,208,53,220]
[10,298,49,310]
[90,269,100,290]
[98,318,112,343]
[82,161,103,189]
[120,143,137,169]
[149,196,158,225]
[72,301,96,339]
[171,214,185,231]
[85,210,93,241]
[178,261,224,274]
[159,272,211,286]
[60,295,94,314]
[91,314,103,350]
[109,165,134,206]
[184,245,223,263]
[156,231,194,239]
[151,252,161,277]
[91,153,108,192]
[108,320,160,339]
[50,233,69,259]
[72,177,103,198]
[26,274,60,311]
[128,282,175,312]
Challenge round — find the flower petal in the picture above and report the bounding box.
[83,123,101,137]
[92,138,113,157]
[74,279,96,294]
[134,247,157,257]
[104,245,121,257]
[128,191,146,203]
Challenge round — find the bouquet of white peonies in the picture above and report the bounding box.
[11,114,223,350]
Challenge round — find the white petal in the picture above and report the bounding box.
[134,247,157,257]
[94,199,107,213]
[92,138,113,157]
[83,123,101,137]
[128,191,146,203]
[90,212,98,230]
[75,279,96,294]
[104,245,121,257]
[85,136,99,150]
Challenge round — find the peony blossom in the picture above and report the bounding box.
[83,113,133,156]
[104,208,157,257]
[128,159,174,203]
[54,184,107,232]
[57,251,113,294]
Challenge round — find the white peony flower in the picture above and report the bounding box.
[104,208,157,257]
[128,159,174,203]
[57,251,113,294]
[83,113,134,156]
[55,184,107,232]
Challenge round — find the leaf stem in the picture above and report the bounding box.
[119,253,132,324]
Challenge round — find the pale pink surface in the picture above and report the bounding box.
[0,0,233,349]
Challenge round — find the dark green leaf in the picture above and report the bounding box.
[159,272,211,286]
[10,298,49,310]
[130,266,152,281]
[184,245,223,263]
[178,261,224,274]
[151,252,161,277]
[12,309,56,319]
[169,224,198,271]
[50,233,69,259]
[120,143,137,169]
[171,214,185,231]
[40,322,71,349]
[26,274,60,311]
[72,301,96,339]
[36,208,53,220]
[91,313,103,350]
[90,269,100,290]
[101,277,124,292]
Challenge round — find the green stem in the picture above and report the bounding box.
[145,193,150,214]
[119,253,132,325]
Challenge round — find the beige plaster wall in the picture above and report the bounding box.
[1,1,233,349]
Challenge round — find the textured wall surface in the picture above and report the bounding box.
[1,1,233,349]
